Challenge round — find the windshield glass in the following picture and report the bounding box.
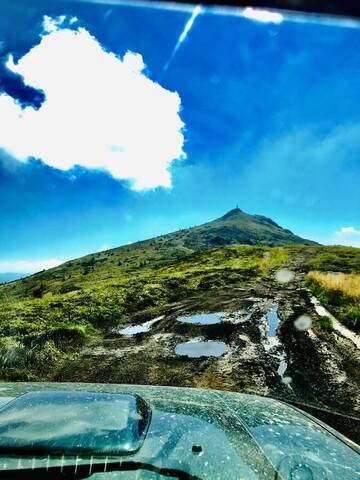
[0,0,360,476]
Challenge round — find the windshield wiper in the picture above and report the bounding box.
[0,460,202,480]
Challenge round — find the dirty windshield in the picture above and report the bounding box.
[0,0,360,447]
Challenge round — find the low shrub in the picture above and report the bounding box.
[318,316,333,332]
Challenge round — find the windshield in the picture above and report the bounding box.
[0,0,360,476]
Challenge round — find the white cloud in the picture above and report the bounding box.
[42,15,67,33]
[0,259,64,274]
[334,226,360,247]
[336,226,360,235]
[99,244,109,252]
[242,7,284,24]
[0,18,186,190]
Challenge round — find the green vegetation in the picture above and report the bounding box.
[0,244,287,380]
[307,271,360,332]
[1,209,359,381]
[307,246,360,273]
[318,316,334,332]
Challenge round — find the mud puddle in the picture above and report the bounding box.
[175,340,229,358]
[177,313,222,325]
[264,304,290,382]
[116,316,164,336]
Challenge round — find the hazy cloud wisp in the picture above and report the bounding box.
[0,259,64,274]
[336,226,360,235]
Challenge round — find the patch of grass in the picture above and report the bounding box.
[308,247,360,273]
[318,316,333,332]
[307,271,360,332]
[308,271,360,299]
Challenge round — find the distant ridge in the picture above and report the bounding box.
[7,208,317,287]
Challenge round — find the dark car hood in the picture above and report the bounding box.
[0,383,359,479]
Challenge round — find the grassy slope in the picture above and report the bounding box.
[1,207,315,300]
[306,246,360,273]
[1,209,359,381]
[1,244,360,380]
[0,245,288,380]
[284,245,360,332]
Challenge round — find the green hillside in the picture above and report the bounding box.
[1,208,315,299]
[3,208,356,384]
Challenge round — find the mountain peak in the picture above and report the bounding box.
[221,207,243,219]
[202,207,317,247]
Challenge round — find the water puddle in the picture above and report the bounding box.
[175,340,229,358]
[119,325,149,335]
[117,315,164,336]
[177,313,221,325]
[266,307,279,337]
[277,360,287,377]
[265,304,290,384]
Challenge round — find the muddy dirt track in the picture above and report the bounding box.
[57,255,360,441]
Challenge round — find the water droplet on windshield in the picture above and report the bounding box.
[275,268,295,283]
[294,315,312,331]
[282,376,292,385]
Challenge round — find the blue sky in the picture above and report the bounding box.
[1,0,360,273]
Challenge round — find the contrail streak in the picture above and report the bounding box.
[163,5,202,73]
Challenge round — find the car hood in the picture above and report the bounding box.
[0,383,359,479]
